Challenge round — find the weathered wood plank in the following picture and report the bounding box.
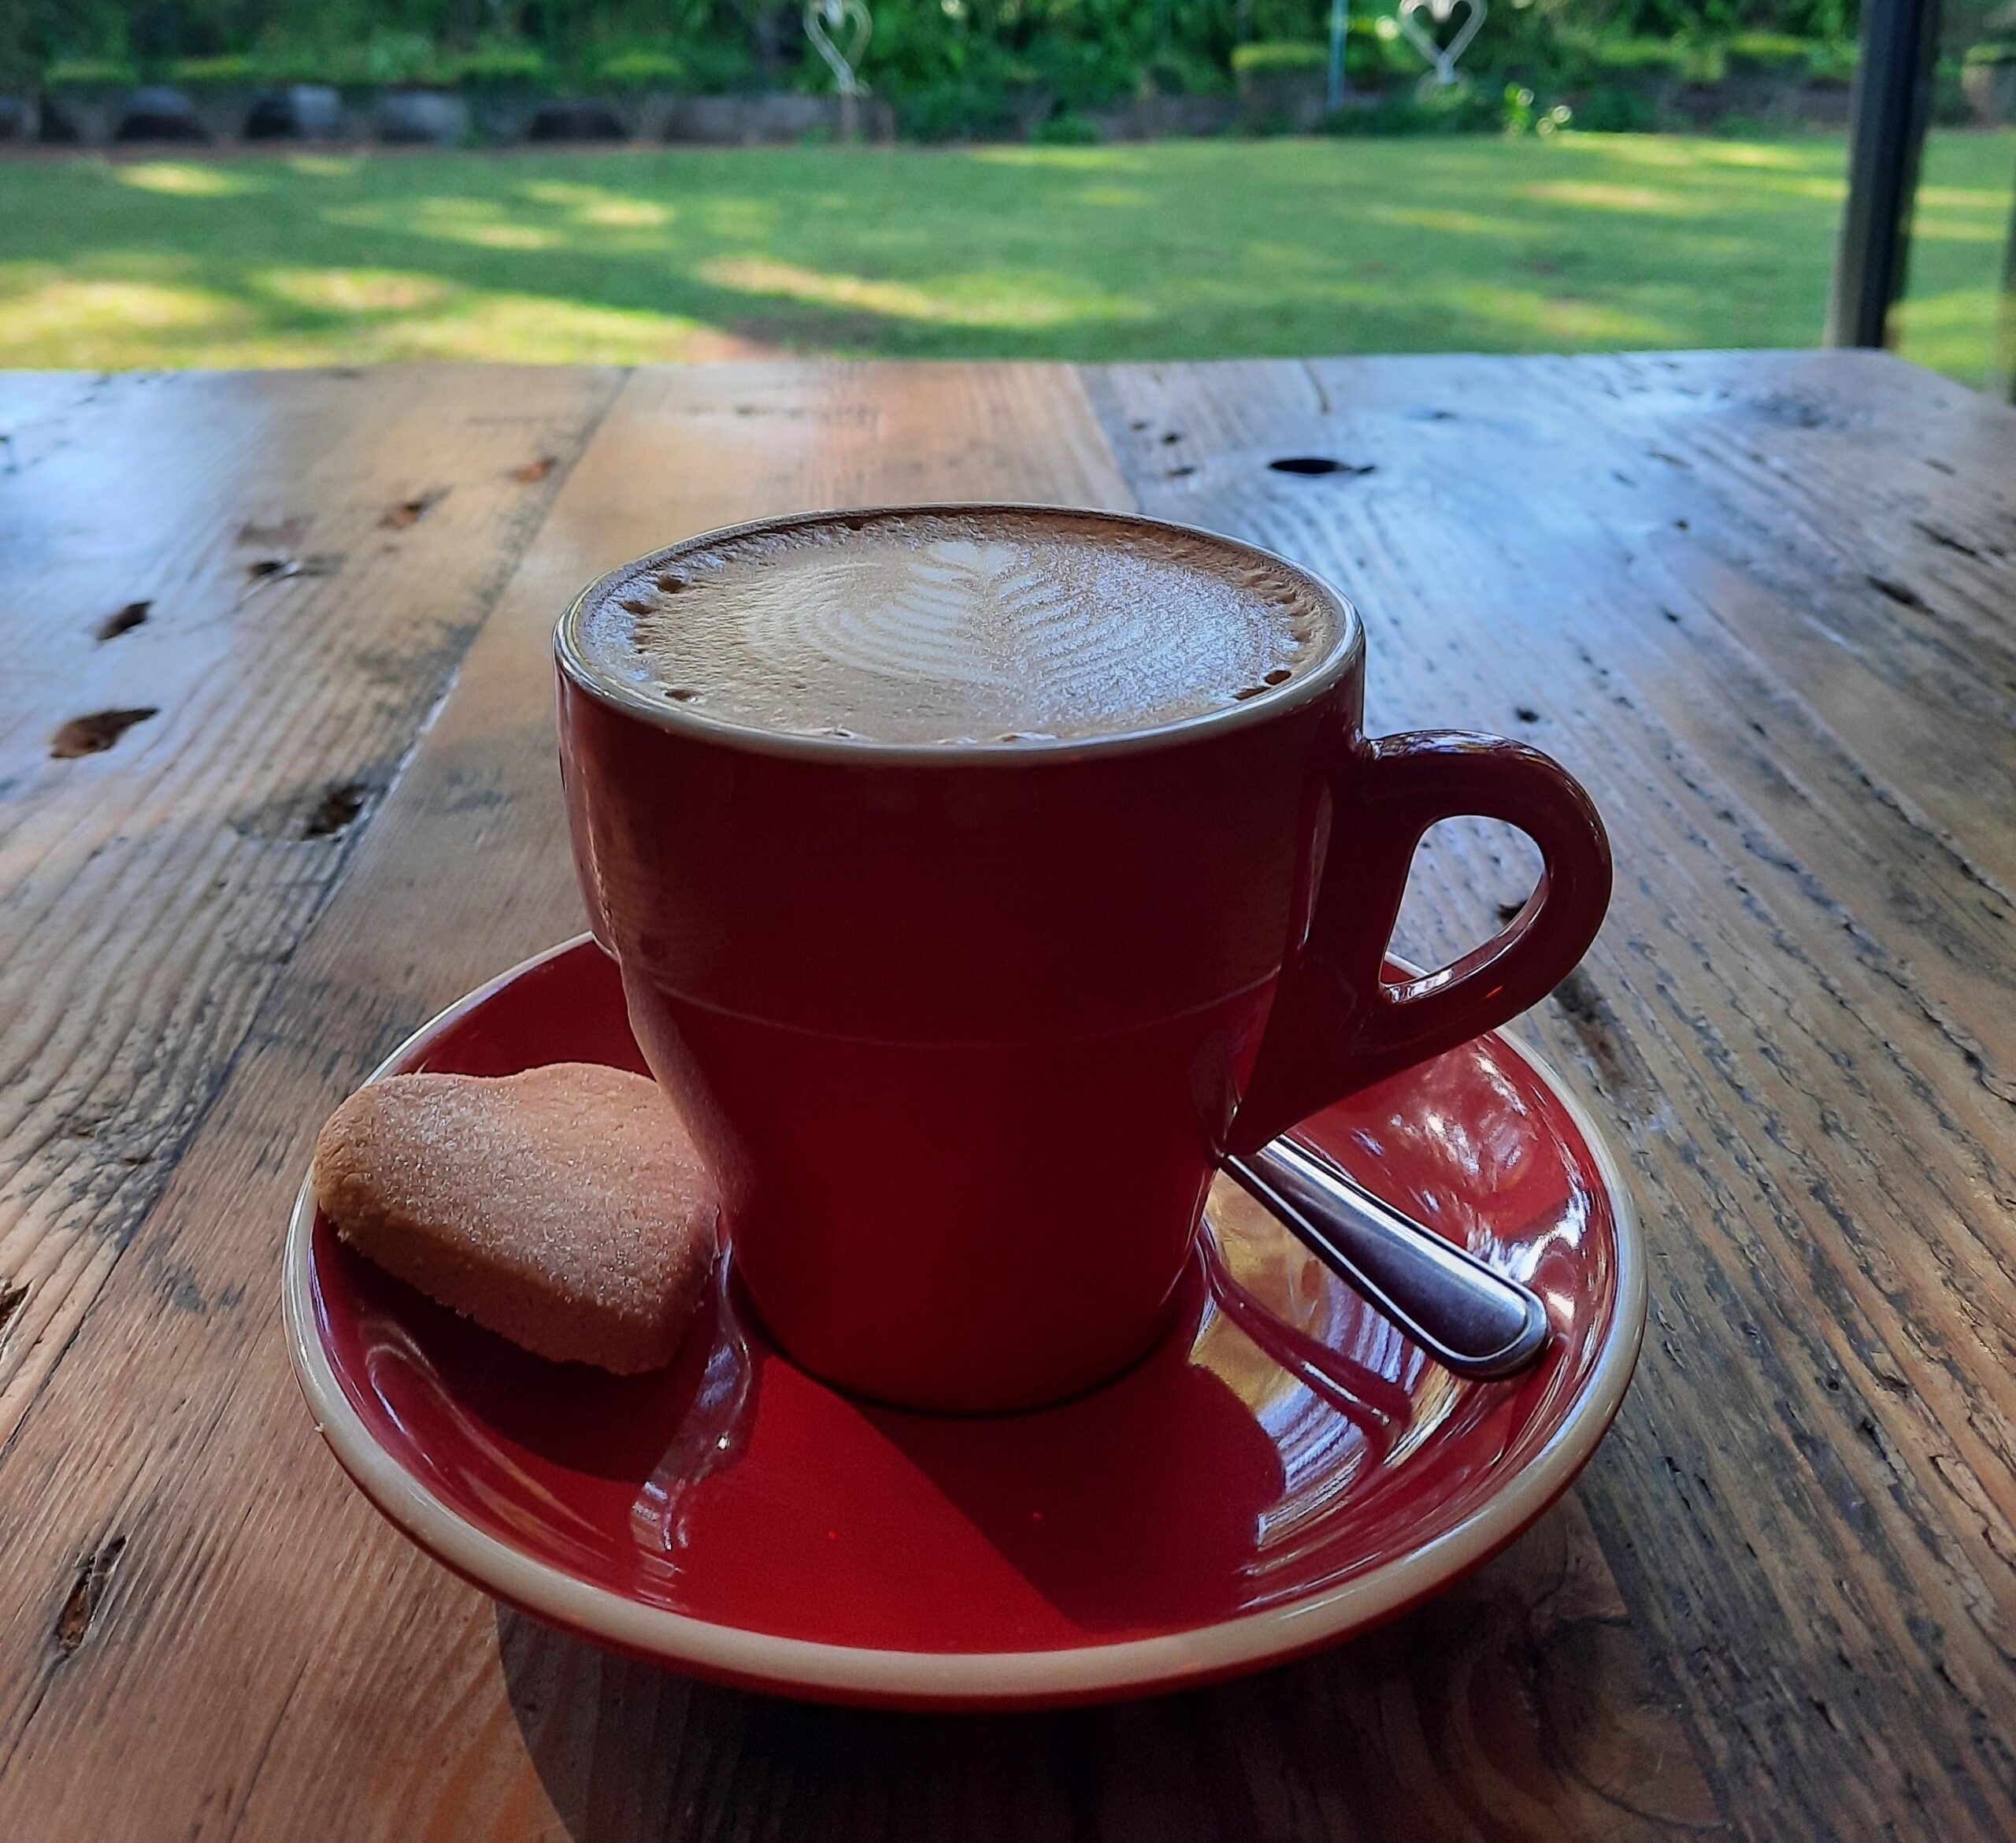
[1086,349,2016,1843]
[0,358,1718,1843]
[15,351,2003,1841]
[489,1489,1717,1843]
[0,362,1140,1840]
[0,365,620,1455]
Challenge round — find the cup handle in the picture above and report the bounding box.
[1226,729,1612,1155]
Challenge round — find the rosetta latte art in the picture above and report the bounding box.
[573,508,1340,746]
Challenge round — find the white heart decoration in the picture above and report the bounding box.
[806,0,873,95]
[1396,0,1485,88]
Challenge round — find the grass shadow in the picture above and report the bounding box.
[0,134,2007,379]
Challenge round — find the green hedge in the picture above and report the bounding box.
[0,0,1961,142]
[43,55,137,87]
[592,46,686,91]
[1143,46,1232,96]
[453,41,548,89]
[1590,38,1694,76]
[1232,40,1326,76]
[338,32,443,87]
[1725,31,1819,73]
[168,54,256,86]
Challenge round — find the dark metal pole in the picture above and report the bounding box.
[1826,0,1943,348]
[1998,157,2016,401]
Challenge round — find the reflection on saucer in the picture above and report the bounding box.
[295,934,1638,1704]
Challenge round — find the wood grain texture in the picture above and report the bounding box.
[0,365,619,1452]
[1088,348,2016,1841]
[0,362,1141,1842]
[1,350,2008,1843]
[484,1490,1718,1843]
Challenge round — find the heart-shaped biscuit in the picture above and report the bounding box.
[313,1063,719,1374]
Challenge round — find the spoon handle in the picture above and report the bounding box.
[1222,1137,1551,1381]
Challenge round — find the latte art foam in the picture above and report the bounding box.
[573,508,1341,745]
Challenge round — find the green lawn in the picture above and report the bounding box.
[0,130,2008,383]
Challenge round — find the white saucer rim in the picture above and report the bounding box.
[283,933,1647,1704]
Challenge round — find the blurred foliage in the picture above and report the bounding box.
[0,0,1877,96]
[1230,39,1326,72]
[0,0,1999,143]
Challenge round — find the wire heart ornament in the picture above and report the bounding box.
[806,0,873,96]
[1396,0,1485,88]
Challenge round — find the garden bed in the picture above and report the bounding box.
[0,71,1935,150]
[5,20,2012,150]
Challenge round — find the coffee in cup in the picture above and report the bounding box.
[567,506,1341,745]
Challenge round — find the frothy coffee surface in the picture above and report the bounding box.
[571,509,1340,745]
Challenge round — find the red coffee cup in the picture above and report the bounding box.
[557,506,1610,1413]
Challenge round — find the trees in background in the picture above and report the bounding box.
[1,0,2009,137]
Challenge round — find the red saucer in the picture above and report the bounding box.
[284,936,1644,1709]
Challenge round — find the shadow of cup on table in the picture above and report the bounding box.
[495,1479,1725,1842]
[492,1252,1717,1840]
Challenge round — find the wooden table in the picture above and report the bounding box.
[1,351,2011,1842]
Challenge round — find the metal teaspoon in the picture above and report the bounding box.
[1221,1136,1551,1381]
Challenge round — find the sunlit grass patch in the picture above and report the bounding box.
[287,154,363,180]
[113,161,261,198]
[699,254,1121,328]
[1892,285,2012,381]
[0,269,246,365]
[1917,184,2012,210]
[518,180,675,228]
[1519,180,1702,213]
[1443,280,1677,343]
[969,146,1146,171]
[0,130,2003,384]
[324,195,569,250]
[1910,217,2006,244]
[365,291,728,362]
[257,267,456,313]
[1369,204,1512,235]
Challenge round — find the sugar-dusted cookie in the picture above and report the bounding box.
[313,1062,718,1374]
